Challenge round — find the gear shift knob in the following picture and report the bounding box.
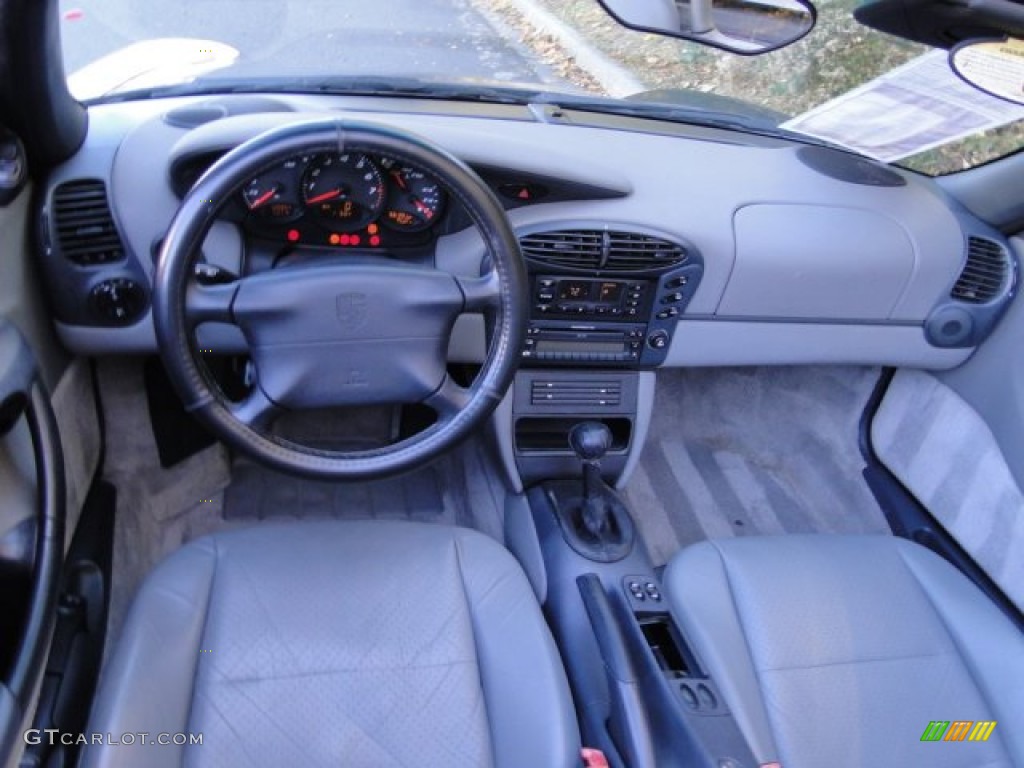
[569,421,612,462]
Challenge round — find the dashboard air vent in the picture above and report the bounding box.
[530,379,622,407]
[520,229,686,273]
[951,236,1009,304]
[52,179,125,265]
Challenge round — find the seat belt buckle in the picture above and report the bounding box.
[581,747,610,767]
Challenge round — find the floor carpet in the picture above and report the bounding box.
[623,366,891,566]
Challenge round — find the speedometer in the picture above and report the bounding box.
[301,153,384,232]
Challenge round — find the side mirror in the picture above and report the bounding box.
[595,0,816,55]
[950,38,1024,106]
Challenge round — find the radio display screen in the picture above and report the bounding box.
[597,282,623,302]
[558,281,592,301]
[536,340,625,354]
[555,279,625,305]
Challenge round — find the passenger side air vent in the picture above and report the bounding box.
[530,379,622,407]
[520,229,687,273]
[52,179,125,265]
[951,236,1009,304]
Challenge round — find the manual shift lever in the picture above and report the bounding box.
[569,422,614,538]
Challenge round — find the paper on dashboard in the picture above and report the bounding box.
[781,49,1024,162]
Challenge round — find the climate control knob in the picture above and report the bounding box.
[647,330,669,350]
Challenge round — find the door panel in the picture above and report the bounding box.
[0,163,99,763]
[871,235,1024,612]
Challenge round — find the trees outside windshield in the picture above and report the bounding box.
[58,0,1023,174]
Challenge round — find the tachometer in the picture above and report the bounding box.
[241,158,303,220]
[302,153,384,231]
[381,161,446,233]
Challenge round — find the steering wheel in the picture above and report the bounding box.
[153,119,527,480]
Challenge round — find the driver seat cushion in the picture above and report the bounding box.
[665,534,1024,768]
[81,521,580,768]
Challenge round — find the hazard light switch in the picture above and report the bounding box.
[498,183,548,203]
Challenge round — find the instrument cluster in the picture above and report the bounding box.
[240,152,448,249]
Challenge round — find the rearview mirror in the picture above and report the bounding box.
[595,0,816,55]
[950,38,1024,106]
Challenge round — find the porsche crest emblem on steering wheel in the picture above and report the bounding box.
[335,292,368,331]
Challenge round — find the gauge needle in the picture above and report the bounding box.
[391,171,408,191]
[306,188,343,205]
[413,199,434,218]
[250,188,277,208]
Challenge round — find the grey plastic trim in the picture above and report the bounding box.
[504,492,547,602]
[616,371,655,490]
[720,204,916,320]
[666,320,972,369]
[488,388,524,494]
[55,315,157,353]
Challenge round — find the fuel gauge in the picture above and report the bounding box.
[381,163,446,233]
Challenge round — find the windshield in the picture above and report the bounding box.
[59,0,1024,175]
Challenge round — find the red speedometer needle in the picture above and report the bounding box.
[250,188,277,208]
[306,188,343,205]
[391,171,408,190]
[413,199,434,218]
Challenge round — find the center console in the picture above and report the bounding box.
[500,228,703,488]
[505,442,760,768]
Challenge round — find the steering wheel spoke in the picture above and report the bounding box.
[229,385,282,431]
[185,280,238,326]
[457,271,501,313]
[424,375,472,419]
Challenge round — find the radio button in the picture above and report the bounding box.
[666,276,688,289]
[662,292,684,304]
[537,291,555,303]
[657,307,680,319]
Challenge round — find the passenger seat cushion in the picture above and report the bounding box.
[665,535,1024,768]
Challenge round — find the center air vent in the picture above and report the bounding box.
[530,379,622,407]
[951,236,1010,304]
[520,229,687,273]
[51,179,125,265]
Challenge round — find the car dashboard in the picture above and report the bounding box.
[37,91,1017,373]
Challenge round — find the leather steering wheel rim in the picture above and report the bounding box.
[153,119,527,480]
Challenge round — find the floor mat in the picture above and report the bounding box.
[222,437,507,540]
[625,366,891,566]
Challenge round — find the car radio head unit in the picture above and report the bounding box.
[524,267,703,367]
[535,277,647,319]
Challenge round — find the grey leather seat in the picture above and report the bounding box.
[665,534,1024,768]
[82,521,580,768]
